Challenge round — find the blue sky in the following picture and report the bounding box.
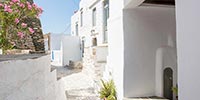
[34,0,80,34]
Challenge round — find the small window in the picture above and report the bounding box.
[92,8,96,26]
[104,0,109,19]
[75,22,79,36]
[80,11,83,27]
[103,0,109,43]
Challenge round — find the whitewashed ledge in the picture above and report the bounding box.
[0,54,67,100]
[0,54,46,62]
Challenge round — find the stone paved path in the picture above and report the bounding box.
[56,67,100,100]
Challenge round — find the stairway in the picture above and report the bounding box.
[66,88,99,100]
[81,47,108,94]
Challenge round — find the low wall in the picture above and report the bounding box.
[0,55,66,100]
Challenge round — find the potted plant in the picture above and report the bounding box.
[172,86,178,100]
[99,79,117,100]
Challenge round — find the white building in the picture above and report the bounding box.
[103,0,200,100]
[71,0,109,47]
[50,34,81,66]
[71,0,200,100]
[71,0,109,78]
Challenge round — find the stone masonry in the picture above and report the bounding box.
[82,47,107,94]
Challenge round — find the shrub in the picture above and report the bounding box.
[99,79,117,100]
[0,0,43,50]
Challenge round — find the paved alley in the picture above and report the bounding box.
[55,67,100,100]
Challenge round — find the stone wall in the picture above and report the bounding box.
[23,14,45,52]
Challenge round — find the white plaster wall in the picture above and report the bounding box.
[50,34,81,66]
[50,34,63,50]
[0,49,2,54]
[176,0,200,100]
[44,38,49,51]
[96,46,108,62]
[50,34,63,66]
[61,36,81,66]
[51,50,62,66]
[106,0,125,99]
[71,12,79,36]
[0,55,66,100]
[123,6,176,97]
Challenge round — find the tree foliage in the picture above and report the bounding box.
[0,0,42,50]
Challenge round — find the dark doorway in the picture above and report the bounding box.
[164,68,173,100]
[92,37,97,47]
[81,37,85,57]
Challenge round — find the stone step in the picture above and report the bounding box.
[66,88,99,100]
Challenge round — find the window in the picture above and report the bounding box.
[92,8,96,26]
[103,0,109,43]
[81,37,85,57]
[75,22,78,36]
[80,11,83,27]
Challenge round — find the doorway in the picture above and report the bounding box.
[81,37,85,57]
[164,68,173,100]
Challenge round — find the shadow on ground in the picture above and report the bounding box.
[51,65,82,80]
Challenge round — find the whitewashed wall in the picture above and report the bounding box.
[62,36,82,65]
[50,34,64,66]
[96,46,108,62]
[71,11,79,36]
[106,0,125,99]
[44,38,49,51]
[0,49,2,54]
[50,34,81,66]
[51,50,62,66]
[123,6,176,97]
[50,34,64,50]
[176,0,200,100]
[0,55,66,100]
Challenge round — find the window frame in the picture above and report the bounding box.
[92,8,97,27]
[80,11,83,27]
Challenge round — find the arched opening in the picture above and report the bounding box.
[164,68,173,100]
